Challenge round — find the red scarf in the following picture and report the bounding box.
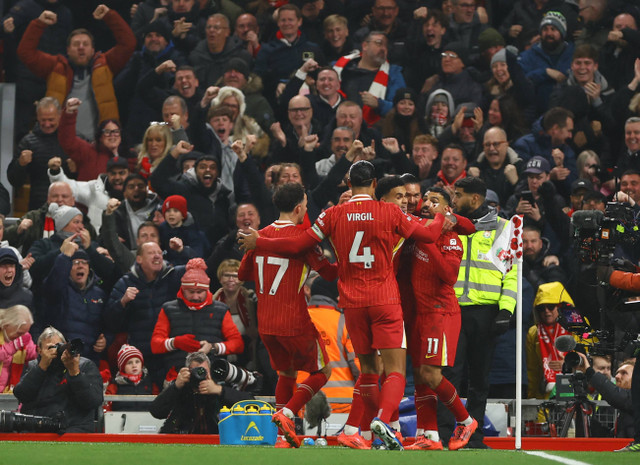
[333,51,389,126]
[139,156,152,179]
[120,372,143,385]
[178,288,214,311]
[537,322,570,384]
[276,29,301,44]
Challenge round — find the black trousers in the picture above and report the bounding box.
[440,304,499,445]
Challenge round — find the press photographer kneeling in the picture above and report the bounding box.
[12,326,103,432]
[149,352,256,434]
[596,262,640,452]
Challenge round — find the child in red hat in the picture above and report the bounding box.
[106,344,157,409]
[158,195,211,265]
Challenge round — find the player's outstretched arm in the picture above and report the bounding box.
[452,214,475,235]
[239,228,320,255]
[410,212,445,243]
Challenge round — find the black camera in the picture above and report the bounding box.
[190,366,208,389]
[571,202,640,265]
[0,411,64,433]
[210,358,262,392]
[52,338,84,358]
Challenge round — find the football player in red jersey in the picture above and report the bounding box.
[406,187,477,451]
[239,154,453,450]
[238,183,337,448]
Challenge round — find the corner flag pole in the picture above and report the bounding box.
[515,248,523,450]
[513,215,524,450]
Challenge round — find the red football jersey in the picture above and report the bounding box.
[310,195,419,308]
[239,221,329,336]
[411,230,463,314]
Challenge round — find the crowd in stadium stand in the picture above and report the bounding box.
[1,0,640,447]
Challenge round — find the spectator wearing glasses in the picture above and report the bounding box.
[58,98,131,181]
[334,31,406,126]
[189,13,252,88]
[468,126,523,206]
[423,41,483,107]
[41,242,113,365]
[526,281,576,399]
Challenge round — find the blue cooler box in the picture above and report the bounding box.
[219,400,278,445]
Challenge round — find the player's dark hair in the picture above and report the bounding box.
[375,175,404,200]
[454,176,486,197]
[582,190,606,204]
[425,186,451,206]
[123,173,147,189]
[273,183,305,213]
[399,173,419,185]
[348,160,376,187]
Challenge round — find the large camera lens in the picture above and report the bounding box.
[564,351,582,370]
[0,411,63,433]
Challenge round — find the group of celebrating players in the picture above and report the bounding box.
[238,158,479,451]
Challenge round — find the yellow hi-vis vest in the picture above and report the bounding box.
[454,215,518,313]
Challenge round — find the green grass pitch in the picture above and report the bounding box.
[3,442,640,465]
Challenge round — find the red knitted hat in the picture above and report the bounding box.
[117,344,144,373]
[181,258,210,289]
[162,195,188,219]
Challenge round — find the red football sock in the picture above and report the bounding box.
[434,376,469,423]
[358,373,380,430]
[275,374,297,411]
[345,381,364,428]
[285,371,328,415]
[377,372,405,423]
[414,384,438,431]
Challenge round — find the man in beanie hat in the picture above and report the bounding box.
[0,249,32,309]
[159,195,211,265]
[150,141,231,246]
[519,11,575,113]
[28,202,117,288]
[114,14,188,145]
[219,57,275,132]
[41,235,115,365]
[47,155,130,230]
[5,181,97,258]
[467,27,506,84]
[151,258,244,381]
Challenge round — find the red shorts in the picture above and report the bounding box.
[409,312,460,367]
[261,326,328,373]
[344,304,406,354]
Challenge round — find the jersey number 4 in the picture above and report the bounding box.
[255,256,289,295]
[349,231,375,269]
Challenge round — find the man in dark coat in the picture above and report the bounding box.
[14,326,103,433]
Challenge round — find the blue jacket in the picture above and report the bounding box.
[518,41,574,114]
[512,116,577,196]
[42,254,110,364]
[106,262,185,358]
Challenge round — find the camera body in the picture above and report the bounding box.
[52,338,84,358]
[571,202,639,266]
[189,366,208,389]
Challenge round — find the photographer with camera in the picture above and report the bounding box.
[149,352,254,434]
[597,260,640,451]
[13,326,103,432]
[573,352,635,440]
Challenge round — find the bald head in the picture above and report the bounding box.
[48,182,74,206]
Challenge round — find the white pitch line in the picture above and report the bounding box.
[523,450,593,465]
